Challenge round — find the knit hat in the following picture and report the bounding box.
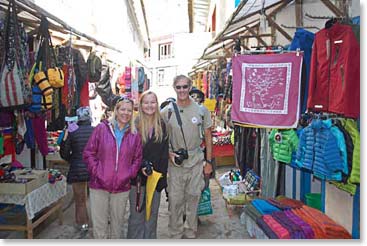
[76,106,92,122]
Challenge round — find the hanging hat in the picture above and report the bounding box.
[76,106,92,122]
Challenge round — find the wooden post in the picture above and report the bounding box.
[295,0,303,27]
[26,217,33,239]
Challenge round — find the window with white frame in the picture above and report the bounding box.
[157,69,165,86]
[159,42,172,60]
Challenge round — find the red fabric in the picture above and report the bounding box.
[301,205,352,239]
[292,208,325,239]
[213,144,234,157]
[307,23,360,118]
[79,79,89,107]
[263,214,291,239]
[0,134,16,161]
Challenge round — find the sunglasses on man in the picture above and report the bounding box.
[175,85,189,90]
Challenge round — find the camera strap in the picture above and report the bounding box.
[171,102,188,151]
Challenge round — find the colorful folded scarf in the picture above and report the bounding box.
[301,205,352,239]
[276,196,305,208]
[251,199,281,215]
[271,211,306,239]
[284,210,315,239]
[263,214,291,239]
[256,217,279,239]
[244,204,263,221]
[292,208,326,238]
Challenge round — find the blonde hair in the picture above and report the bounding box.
[137,91,164,144]
[109,98,136,133]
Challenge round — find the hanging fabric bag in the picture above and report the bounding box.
[0,0,28,109]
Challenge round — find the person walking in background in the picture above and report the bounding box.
[161,75,213,239]
[59,106,95,233]
[127,91,169,239]
[83,97,143,239]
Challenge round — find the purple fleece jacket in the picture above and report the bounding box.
[83,120,142,193]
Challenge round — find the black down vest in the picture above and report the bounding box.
[60,121,94,183]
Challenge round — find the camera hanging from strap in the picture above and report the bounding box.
[170,101,188,152]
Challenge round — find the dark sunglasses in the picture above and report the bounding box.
[175,85,189,90]
[116,96,133,104]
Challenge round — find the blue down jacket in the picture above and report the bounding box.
[296,119,346,181]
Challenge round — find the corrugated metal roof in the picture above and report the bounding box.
[192,0,210,32]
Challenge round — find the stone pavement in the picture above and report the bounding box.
[2,166,252,239]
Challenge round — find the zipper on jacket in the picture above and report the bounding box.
[326,33,331,112]
[108,123,119,172]
[340,65,345,90]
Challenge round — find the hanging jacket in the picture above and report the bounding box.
[334,120,354,183]
[297,119,344,181]
[269,129,299,164]
[342,119,360,184]
[328,120,348,176]
[289,28,314,114]
[307,23,360,118]
[60,120,94,183]
[295,125,314,170]
[83,120,143,193]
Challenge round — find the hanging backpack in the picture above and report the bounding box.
[87,51,102,82]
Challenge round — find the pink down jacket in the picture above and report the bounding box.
[83,120,143,193]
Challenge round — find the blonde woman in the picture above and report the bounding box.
[127,91,169,239]
[83,96,143,239]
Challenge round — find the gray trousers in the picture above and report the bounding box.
[260,129,278,198]
[127,185,161,239]
[168,161,205,238]
[89,188,129,239]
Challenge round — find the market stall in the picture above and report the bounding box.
[189,0,360,239]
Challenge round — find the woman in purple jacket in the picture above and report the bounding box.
[83,96,143,239]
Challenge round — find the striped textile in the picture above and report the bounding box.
[256,217,279,239]
[271,211,306,239]
[292,208,326,238]
[301,205,352,239]
[263,214,291,239]
[244,204,263,222]
[251,199,281,215]
[276,196,304,208]
[267,198,292,210]
[284,210,315,239]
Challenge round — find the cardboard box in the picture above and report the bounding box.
[0,170,48,195]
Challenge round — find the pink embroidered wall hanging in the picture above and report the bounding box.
[231,53,303,128]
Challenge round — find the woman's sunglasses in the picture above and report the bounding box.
[115,96,133,104]
[175,85,189,90]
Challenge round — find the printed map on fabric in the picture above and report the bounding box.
[232,53,303,128]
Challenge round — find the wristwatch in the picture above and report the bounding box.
[206,159,214,165]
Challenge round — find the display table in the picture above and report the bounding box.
[0,177,67,239]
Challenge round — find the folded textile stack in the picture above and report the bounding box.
[246,198,352,239]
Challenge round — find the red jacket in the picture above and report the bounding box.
[307,23,360,118]
[83,120,142,193]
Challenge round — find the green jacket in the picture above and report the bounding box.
[342,119,360,184]
[269,129,299,164]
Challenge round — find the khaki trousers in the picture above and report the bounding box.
[168,161,205,238]
[72,182,89,226]
[89,188,129,239]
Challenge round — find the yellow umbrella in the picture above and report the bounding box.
[146,170,162,221]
